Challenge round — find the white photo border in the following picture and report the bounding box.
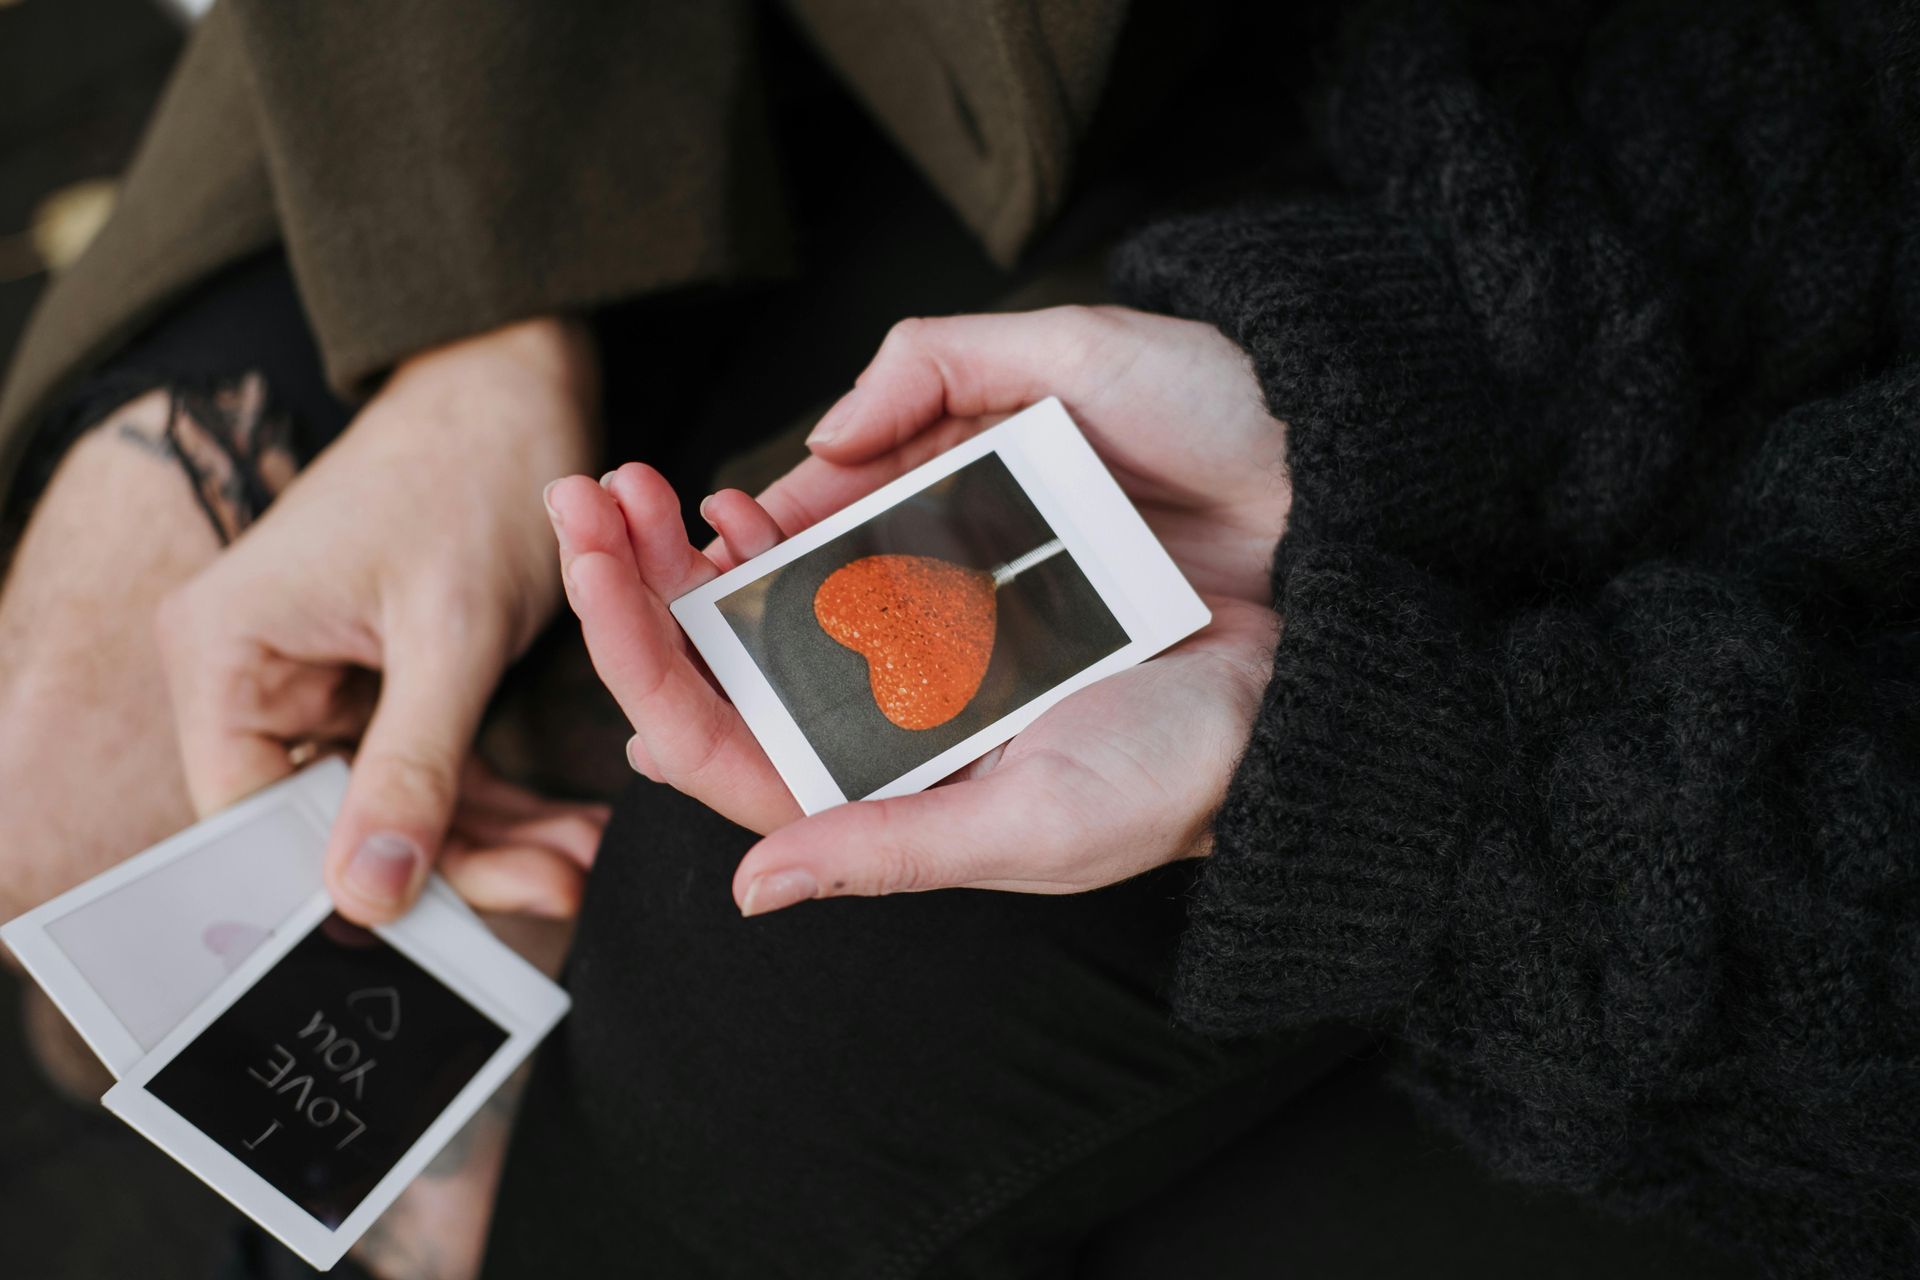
[670,397,1211,813]
[0,759,351,1077]
[100,871,570,1271]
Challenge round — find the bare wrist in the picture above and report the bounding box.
[393,315,600,417]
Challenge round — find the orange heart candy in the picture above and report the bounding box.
[813,554,997,730]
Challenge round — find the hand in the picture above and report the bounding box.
[437,758,608,921]
[549,305,1286,913]
[158,317,606,924]
[0,385,587,1115]
[788,307,1288,602]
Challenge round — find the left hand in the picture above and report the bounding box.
[436,758,608,921]
[548,306,1287,914]
[157,316,605,923]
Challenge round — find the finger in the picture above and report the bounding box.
[452,756,560,816]
[455,756,611,826]
[805,309,1100,462]
[438,841,586,920]
[556,533,685,729]
[625,733,663,782]
[730,759,1080,915]
[698,488,786,570]
[549,469,693,675]
[174,717,298,818]
[563,548,800,833]
[547,472,641,576]
[160,593,380,818]
[324,621,508,925]
[599,463,718,599]
[449,802,608,872]
[749,416,984,539]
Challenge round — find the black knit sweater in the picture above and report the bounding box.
[1114,1,1920,1274]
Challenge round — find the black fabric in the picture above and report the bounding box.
[486,782,1751,1280]
[216,1224,376,1280]
[1112,1,1920,1274]
[1082,1056,1750,1280]
[2,250,353,540]
[484,781,1341,1280]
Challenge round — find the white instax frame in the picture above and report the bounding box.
[0,760,352,1076]
[671,397,1211,814]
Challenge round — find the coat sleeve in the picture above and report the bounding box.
[225,0,791,397]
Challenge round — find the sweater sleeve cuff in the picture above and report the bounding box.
[1173,544,1499,1036]
[1112,203,1522,569]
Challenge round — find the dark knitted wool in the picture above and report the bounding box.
[1113,1,1920,1275]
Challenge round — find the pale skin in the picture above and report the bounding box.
[154,316,609,925]
[0,318,609,1280]
[0,353,608,931]
[547,305,1291,917]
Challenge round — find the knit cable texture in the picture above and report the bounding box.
[1115,1,1920,1274]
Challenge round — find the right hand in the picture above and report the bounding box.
[158,316,606,924]
[779,306,1289,602]
[548,305,1289,863]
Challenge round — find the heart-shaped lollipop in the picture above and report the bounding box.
[812,540,1066,731]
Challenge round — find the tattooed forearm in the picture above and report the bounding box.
[106,373,297,544]
[113,417,181,462]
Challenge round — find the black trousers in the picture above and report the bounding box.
[480,782,1753,1280]
[483,781,1336,1279]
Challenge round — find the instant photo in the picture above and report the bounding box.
[673,398,1212,812]
[716,452,1128,799]
[102,864,569,1270]
[145,913,508,1229]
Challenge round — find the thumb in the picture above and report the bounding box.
[804,308,1111,462]
[730,763,1079,915]
[326,629,502,925]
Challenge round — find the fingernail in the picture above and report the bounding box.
[345,833,424,907]
[698,494,717,526]
[599,470,618,490]
[542,478,563,524]
[806,391,856,449]
[741,869,820,917]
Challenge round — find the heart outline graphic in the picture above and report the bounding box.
[347,986,402,1041]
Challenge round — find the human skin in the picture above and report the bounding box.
[156,316,607,926]
[548,305,1290,916]
[0,324,611,1280]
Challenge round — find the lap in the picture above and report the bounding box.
[483,781,1350,1280]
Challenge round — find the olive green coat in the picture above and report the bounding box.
[0,0,1127,496]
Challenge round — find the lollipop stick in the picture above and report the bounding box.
[991,538,1067,588]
